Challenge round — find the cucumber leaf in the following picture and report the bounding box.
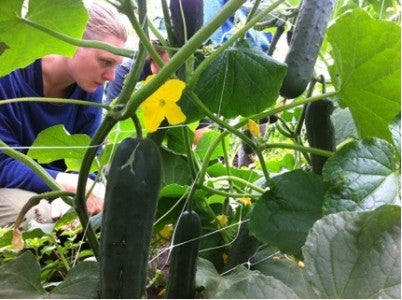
[0,251,46,298]
[322,138,400,214]
[0,0,88,76]
[27,124,94,172]
[389,113,401,155]
[251,247,318,299]
[196,257,298,299]
[160,147,193,186]
[189,41,287,119]
[0,251,100,298]
[327,8,401,142]
[50,261,99,298]
[303,205,401,298]
[250,170,329,259]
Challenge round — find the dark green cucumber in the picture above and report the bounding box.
[100,137,162,299]
[280,0,335,99]
[305,99,335,175]
[166,209,202,299]
[222,219,260,273]
[169,0,204,47]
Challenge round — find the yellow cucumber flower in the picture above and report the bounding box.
[141,75,186,132]
[237,197,252,206]
[216,214,228,227]
[245,119,260,138]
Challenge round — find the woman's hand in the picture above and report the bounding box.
[55,172,105,216]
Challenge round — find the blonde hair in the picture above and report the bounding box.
[83,0,128,42]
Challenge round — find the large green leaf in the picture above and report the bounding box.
[195,130,229,161]
[303,205,401,298]
[160,147,192,186]
[0,251,99,298]
[251,247,318,299]
[322,138,400,214]
[389,113,401,155]
[196,257,298,299]
[327,8,401,142]
[27,125,92,172]
[0,0,88,76]
[332,106,358,145]
[0,251,46,298]
[249,170,329,259]
[50,261,99,298]
[192,41,287,119]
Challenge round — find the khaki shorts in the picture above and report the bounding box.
[0,188,53,229]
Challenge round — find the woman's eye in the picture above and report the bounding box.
[100,59,113,67]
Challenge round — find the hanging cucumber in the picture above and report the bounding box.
[305,99,336,175]
[100,137,162,299]
[166,209,202,299]
[169,0,204,47]
[280,0,335,99]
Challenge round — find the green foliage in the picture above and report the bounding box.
[327,8,401,142]
[250,170,330,259]
[190,41,287,119]
[323,137,400,214]
[0,0,400,298]
[304,205,401,298]
[27,125,93,172]
[196,257,299,298]
[0,0,88,77]
[0,251,99,298]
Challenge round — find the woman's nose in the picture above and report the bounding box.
[103,68,116,82]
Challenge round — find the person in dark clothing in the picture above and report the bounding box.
[0,0,128,228]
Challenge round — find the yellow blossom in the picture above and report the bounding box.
[141,75,186,132]
[245,119,260,138]
[236,197,252,206]
[216,214,228,227]
[158,224,173,240]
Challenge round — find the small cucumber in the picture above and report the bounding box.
[100,137,162,299]
[280,0,335,99]
[166,209,202,299]
[305,99,336,175]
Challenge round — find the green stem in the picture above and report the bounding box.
[75,115,118,259]
[206,176,266,194]
[131,114,143,139]
[49,234,72,271]
[187,90,271,181]
[182,127,198,179]
[20,18,134,58]
[243,91,339,129]
[200,185,260,199]
[0,97,109,110]
[187,91,255,149]
[258,142,334,157]
[221,135,234,191]
[122,0,248,118]
[246,0,261,23]
[195,129,226,187]
[13,191,75,230]
[0,140,64,192]
[120,0,165,69]
[160,0,176,58]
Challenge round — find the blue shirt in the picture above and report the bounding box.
[0,59,103,193]
[204,0,272,52]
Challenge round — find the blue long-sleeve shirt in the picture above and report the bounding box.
[0,59,103,193]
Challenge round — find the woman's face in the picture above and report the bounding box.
[67,35,125,93]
